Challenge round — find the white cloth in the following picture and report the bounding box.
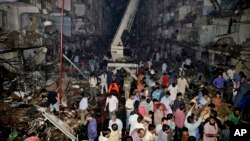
[125,98,135,111]
[185,58,191,65]
[109,118,123,131]
[134,123,145,130]
[156,124,162,134]
[184,111,202,137]
[168,120,176,130]
[168,85,178,102]
[79,97,88,110]
[99,73,107,84]
[199,97,211,105]
[98,134,109,141]
[143,130,156,141]
[129,114,139,135]
[156,52,160,62]
[73,55,79,63]
[148,60,152,70]
[227,69,235,80]
[89,77,97,87]
[99,73,108,94]
[177,78,189,94]
[140,101,151,113]
[162,63,167,74]
[106,95,119,112]
[160,96,173,114]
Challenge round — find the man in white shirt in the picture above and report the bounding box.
[143,124,156,141]
[177,75,189,96]
[184,58,191,69]
[125,94,135,131]
[79,94,88,110]
[128,111,139,135]
[134,116,145,131]
[147,59,152,70]
[89,73,97,99]
[98,127,111,141]
[227,65,236,80]
[140,96,151,113]
[156,117,168,134]
[73,54,80,68]
[130,115,146,136]
[160,91,173,114]
[199,92,211,106]
[104,94,119,119]
[108,114,123,131]
[168,83,178,103]
[162,62,167,74]
[99,71,108,94]
[79,93,88,121]
[184,105,203,138]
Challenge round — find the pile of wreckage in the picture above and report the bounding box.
[0,70,95,141]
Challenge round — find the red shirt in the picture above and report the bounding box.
[161,75,170,88]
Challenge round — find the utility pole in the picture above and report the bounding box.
[58,0,64,104]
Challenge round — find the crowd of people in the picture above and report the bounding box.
[70,56,249,141]
[44,55,250,141]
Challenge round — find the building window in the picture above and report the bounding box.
[53,16,71,36]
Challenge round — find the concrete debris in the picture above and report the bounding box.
[0,70,91,140]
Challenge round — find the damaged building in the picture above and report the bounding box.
[0,0,250,141]
[137,0,250,75]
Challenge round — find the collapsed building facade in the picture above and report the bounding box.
[137,0,250,76]
[0,0,109,140]
[0,0,250,141]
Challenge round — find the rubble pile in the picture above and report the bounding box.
[0,70,92,141]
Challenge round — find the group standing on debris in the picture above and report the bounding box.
[42,55,250,141]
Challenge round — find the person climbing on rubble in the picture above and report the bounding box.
[47,90,59,113]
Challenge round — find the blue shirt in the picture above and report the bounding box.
[88,118,97,139]
[213,77,225,88]
[152,90,162,100]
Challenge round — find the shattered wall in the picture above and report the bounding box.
[239,8,250,44]
[0,51,22,72]
[136,0,250,65]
